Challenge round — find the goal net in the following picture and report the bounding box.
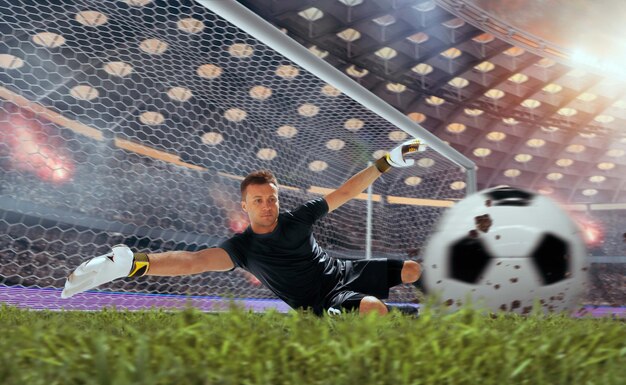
[0,0,473,311]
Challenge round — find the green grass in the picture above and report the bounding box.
[0,303,624,385]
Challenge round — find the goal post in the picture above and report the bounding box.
[198,0,477,191]
[0,0,475,311]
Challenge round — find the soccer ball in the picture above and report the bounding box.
[422,186,589,314]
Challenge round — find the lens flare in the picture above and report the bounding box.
[2,109,74,184]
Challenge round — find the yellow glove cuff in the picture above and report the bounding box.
[128,253,150,277]
[375,154,392,173]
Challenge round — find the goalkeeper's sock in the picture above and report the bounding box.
[386,304,420,317]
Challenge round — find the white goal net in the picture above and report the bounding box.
[0,0,474,310]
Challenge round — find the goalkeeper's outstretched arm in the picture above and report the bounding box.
[324,165,382,213]
[324,138,426,213]
[61,245,233,298]
[148,247,234,276]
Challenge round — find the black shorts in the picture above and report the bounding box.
[323,258,404,314]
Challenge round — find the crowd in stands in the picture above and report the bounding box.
[1,206,624,306]
[587,209,626,257]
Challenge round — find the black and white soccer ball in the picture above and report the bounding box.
[422,187,589,314]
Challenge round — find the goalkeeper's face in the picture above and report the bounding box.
[242,182,280,234]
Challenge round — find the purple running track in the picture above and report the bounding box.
[0,285,290,312]
[1,285,624,317]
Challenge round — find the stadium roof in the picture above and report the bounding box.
[2,0,626,203]
[239,0,626,203]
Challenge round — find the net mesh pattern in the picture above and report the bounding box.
[0,0,470,308]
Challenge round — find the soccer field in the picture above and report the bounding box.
[1,303,624,385]
[1,0,626,383]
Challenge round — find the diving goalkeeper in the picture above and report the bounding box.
[62,139,426,316]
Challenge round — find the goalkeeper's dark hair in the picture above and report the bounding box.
[241,170,278,201]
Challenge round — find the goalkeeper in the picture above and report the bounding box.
[62,139,425,316]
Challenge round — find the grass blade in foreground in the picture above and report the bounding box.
[0,304,624,385]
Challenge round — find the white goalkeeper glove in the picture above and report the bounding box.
[375,138,427,173]
[61,244,150,299]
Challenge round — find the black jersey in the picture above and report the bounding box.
[219,198,343,313]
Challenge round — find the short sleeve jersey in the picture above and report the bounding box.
[219,198,342,312]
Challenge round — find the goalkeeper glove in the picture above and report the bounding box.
[375,138,427,173]
[61,244,150,299]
